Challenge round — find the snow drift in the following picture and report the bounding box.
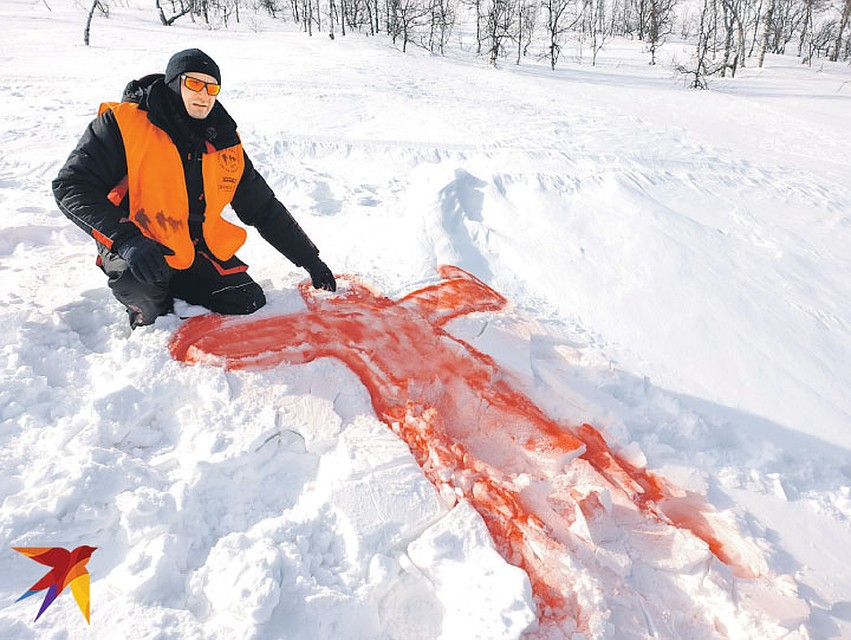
[1,1,850,639]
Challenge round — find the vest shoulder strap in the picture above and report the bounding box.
[98,101,146,118]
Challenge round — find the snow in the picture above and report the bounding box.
[1,0,850,638]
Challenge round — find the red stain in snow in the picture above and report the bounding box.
[170,265,762,636]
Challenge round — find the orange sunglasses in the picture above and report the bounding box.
[181,74,221,96]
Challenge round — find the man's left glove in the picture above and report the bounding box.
[305,258,336,292]
[116,235,173,285]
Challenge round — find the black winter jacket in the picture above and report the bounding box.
[52,74,320,268]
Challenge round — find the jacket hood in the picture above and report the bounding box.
[120,73,240,151]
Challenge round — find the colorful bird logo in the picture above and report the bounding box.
[13,546,96,624]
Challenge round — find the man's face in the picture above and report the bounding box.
[180,72,218,120]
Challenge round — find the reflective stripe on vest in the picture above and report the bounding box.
[100,101,247,270]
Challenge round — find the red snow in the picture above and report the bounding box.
[169,265,763,636]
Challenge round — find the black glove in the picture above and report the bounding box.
[116,235,173,285]
[305,257,336,292]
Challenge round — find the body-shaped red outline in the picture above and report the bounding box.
[170,266,761,635]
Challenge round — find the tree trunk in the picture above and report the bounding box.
[832,0,851,62]
[757,0,775,67]
[84,0,105,45]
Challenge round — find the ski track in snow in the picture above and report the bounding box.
[1,1,850,639]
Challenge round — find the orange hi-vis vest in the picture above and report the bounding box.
[99,101,247,270]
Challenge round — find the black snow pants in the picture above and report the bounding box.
[97,240,266,328]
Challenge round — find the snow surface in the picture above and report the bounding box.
[1,1,850,638]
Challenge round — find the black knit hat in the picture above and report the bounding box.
[164,48,221,86]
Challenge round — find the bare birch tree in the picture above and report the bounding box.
[542,0,574,69]
[577,0,609,65]
[426,0,455,54]
[84,0,108,45]
[156,0,195,26]
[832,0,851,60]
[677,0,721,87]
[484,0,518,64]
[645,0,677,64]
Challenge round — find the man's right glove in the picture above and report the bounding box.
[305,257,336,292]
[116,235,173,285]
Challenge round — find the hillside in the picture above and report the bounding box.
[1,1,850,638]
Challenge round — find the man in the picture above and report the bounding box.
[53,48,336,328]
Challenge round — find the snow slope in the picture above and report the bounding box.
[1,1,850,638]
